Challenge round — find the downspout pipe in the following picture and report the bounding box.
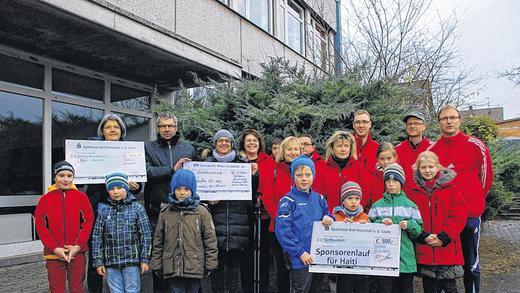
[334,0,343,75]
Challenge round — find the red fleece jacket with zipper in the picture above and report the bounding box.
[428,131,493,218]
[35,185,94,257]
[354,133,379,173]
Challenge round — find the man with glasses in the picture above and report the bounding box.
[352,109,379,172]
[298,134,323,164]
[395,111,432,181]
[144,113,197,292]
[428,105,493,293]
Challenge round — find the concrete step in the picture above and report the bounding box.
[499,213,520,220]
[0,241,43,267]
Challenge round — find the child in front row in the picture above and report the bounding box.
[92,172,152,293]
[275,155,333,293]
[332,181,370,293]
[151,169,218,293]
[406,151,466,293]
[368,163,423,293]
[35,161,94,293]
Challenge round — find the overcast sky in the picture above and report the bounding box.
[436,0,520,119]
[341,0,520,119]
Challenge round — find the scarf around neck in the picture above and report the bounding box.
[333,205,364,219]
[212,149,237,162]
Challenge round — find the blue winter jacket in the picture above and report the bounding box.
[275,186,330,269]
[92,194,152,268]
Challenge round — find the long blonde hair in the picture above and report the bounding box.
[413,151,445,172]
[276,136,301,163]
[324,131,358,161]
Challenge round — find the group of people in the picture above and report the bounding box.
[34,105,493,293]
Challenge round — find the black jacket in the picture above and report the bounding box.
[144,134,197,220]
[206,155,259,251]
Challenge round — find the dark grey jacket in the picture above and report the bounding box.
[144,134,197,220]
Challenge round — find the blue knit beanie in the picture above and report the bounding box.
[170,169,197,195]
[290,155,316,179]
[383,163,406,186]
[105,172,129,192]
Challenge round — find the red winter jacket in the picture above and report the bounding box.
[265,162,293,232]
[406,169,467,265]
[35,185,94,257]
[428,132,493,217]
[364,168,384,212]
[256,152,276,202]
[313,157,367,213]
[309,151,324,165]
[354,133,379,173]
[395,138,433,182]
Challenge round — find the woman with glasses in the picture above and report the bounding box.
[238,129,276,293]
[207,129,259,293]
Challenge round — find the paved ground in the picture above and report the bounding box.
[1,220,519,292]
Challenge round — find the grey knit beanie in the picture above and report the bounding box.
[213,129,235,147]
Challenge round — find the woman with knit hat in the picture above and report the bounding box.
[205,129,259,293]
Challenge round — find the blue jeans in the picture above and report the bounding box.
[107,266,141,293]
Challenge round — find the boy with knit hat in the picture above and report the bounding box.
[91,172,152,293]
[151,169,218,292]
[368,163,423,293]
[333,181,369,223]
[275,155,332,293]
[35,160,94,292]
[332,181,370,293]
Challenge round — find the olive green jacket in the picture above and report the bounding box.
[151,204,218,279]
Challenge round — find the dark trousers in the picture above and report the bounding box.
[46,253,86,293]
[336,274,370,293]
[211,249,242,293]
[271,233,290,293]
[422,277,458,293]
[167,277,201,293]
[374,273,414,293]
[461,217,481,293]
[290,267,324,293]
[242,218,271,292]
[87,241,103,293]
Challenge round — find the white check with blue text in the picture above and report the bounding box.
[309,222,401,276]
[65,140,147,184]
[184,161,252,201]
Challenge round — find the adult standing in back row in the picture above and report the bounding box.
[352,110,379,173]
[428,105,493,293]
[144,113,197,292]
[395,111,433,182]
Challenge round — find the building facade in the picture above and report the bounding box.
[0,0,339,244]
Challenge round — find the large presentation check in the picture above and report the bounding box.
[184,161,252,201]
[65,140,147,184]
[309,222,401,276]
